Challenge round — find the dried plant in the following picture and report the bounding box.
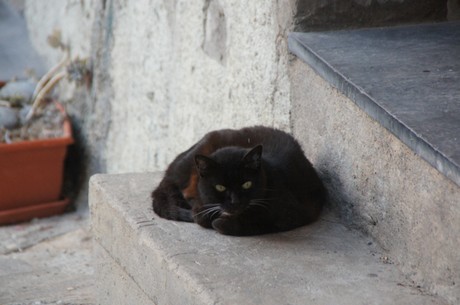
[25,29,91,122]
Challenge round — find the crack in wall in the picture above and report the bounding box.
[202,0,227,65]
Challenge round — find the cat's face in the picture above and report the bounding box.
[195,145,265,215]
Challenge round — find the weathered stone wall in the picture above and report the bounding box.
[25,0,294,178]
[103,0,295,173]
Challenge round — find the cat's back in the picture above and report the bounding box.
[206,126,298,150]
[240,126,304,161]
[184,126,307,169]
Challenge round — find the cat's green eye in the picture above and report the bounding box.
[215,184,226,192]
[242,181,252,189]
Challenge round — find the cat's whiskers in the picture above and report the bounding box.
[210,208,222,219]
[249,199,271,212]
[194,204,222,218]
[251,198,275,204]
[194,207,216,217]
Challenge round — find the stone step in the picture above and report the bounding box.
[89,173,448,305]
[289,21,460,187]
[288,22,460,304]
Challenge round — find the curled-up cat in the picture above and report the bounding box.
[151,126,326,236]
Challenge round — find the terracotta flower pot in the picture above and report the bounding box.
[0,102,73,225]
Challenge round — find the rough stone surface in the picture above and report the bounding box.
[103,0,293,174]
[95,243,159,305]
[0,79,36,104]
[289,59,460,304]
[0,106,19,129]
[90,172,448,305]
[24,0,96,70]
[0,212,94,305]
[0,212,86,255]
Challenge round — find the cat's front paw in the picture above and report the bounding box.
[193,204,222,228]
[212,217,240,236]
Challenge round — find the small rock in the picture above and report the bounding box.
[380,255,393,264]
[0,106,19,129]
[0,79,37,104]
[19,104,32,125]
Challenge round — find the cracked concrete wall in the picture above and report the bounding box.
[25,0,295,177]
[104,0,295,173]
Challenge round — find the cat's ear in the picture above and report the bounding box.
[242,145,262,170]
[195,155,217,177]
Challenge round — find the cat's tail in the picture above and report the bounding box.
[151,180,194,222]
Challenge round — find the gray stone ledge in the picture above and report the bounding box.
[288,22,460,186]
[90,172,447,305]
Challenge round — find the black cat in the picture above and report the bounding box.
[152,126,326,236]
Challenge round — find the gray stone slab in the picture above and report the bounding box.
[288,22,460,186]
[0,227,94,305]
[90,172,448,305]
[0,212,87,255]
[0,1,45,80]
[95,243,160,305]
[290,59,460,304]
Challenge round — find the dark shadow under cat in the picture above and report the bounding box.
[152,126,326,236]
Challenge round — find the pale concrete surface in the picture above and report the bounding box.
[23,0,96,70]
[95,243,158,305]
[0,212,95,305]
[0,212,86,255]
[290,58,460,304]
[90,172,448,305]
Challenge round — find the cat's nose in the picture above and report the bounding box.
[230,193,240,205]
